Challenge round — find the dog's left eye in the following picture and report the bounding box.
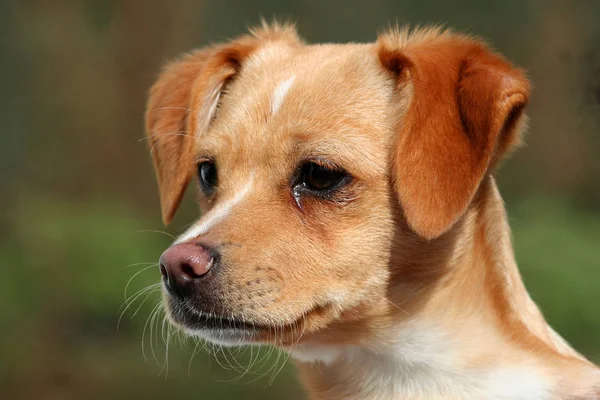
[198,161,217,194]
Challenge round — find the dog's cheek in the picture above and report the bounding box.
[301,193,395,296]
[336,197,397,295]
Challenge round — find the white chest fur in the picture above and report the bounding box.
[290,320,550,400]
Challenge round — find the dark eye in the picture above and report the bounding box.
[198,161,217,193]
[299,161,347,192]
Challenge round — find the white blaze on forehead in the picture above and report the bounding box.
[174,176,254,244]
[271,75,296,115]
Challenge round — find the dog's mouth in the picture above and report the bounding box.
[166,297,334,346]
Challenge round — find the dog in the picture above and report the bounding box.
[144,22,600,399]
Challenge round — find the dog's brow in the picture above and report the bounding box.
[271,75,296,115]
[294,137,384,178]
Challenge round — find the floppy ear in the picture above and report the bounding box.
[378,29,530,239]
[145,23,300,225]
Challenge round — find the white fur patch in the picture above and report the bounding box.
[174,177,254,244]
[196,82,224,135]
[289,344,345,365]
[290,320,550,399]
[480,368,549,400]
[271,75,295,115]
[186,328,259,347]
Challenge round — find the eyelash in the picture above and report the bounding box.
[291,160,352,203]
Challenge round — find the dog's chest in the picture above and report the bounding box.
[294,321,551,399]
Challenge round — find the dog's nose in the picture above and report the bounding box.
[159,243,216,298]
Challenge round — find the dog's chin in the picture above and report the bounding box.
[164,301,263,345]
[164,299,291,347]
[164,296,337,347]
[184,328,261,347]
[172,313,297,347]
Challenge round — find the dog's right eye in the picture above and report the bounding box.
[198,161,217,194]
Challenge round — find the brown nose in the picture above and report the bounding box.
[159,243,216,298]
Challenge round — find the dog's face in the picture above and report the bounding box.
[145,25,529,348]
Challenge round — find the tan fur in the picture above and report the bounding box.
[145,23,599,399]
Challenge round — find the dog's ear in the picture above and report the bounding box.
[378,29,530,239]
[145,23,301,225]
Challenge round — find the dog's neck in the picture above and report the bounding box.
[293,176,594,400]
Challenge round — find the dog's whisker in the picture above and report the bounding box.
[187,337,203,378]
[159,321,174,379]
[176,327,187,350]
[148,302,164,366]
[242,345,257,380]
[157,312,169,375]
[123,264,159,301]
[118,282,161,329]
[120,281,159,312]
[213,344,234,373]
[237,346,259,382]
[224,345,245,375]
[149,133,195,155]
[222,343,243,372]
[135,230,176,240]
[130,287,161,320]
[372,292,409,315]
[138,129,194,142]
[268,324,291,387]
[224,330,261,383]
[142,301,163,363]
[119,284,155,318]
[123,261,159,269]
[271,316,306,384]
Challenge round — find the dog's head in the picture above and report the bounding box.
[145,23,529,348]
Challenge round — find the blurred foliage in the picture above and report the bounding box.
[510,197,600,359]
[1,0,599,399]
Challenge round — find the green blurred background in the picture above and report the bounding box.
[2,0,599,399]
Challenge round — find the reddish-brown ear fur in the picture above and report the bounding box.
[145,49,212,225]
[145,22,300,225]
[378,28,530,239]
